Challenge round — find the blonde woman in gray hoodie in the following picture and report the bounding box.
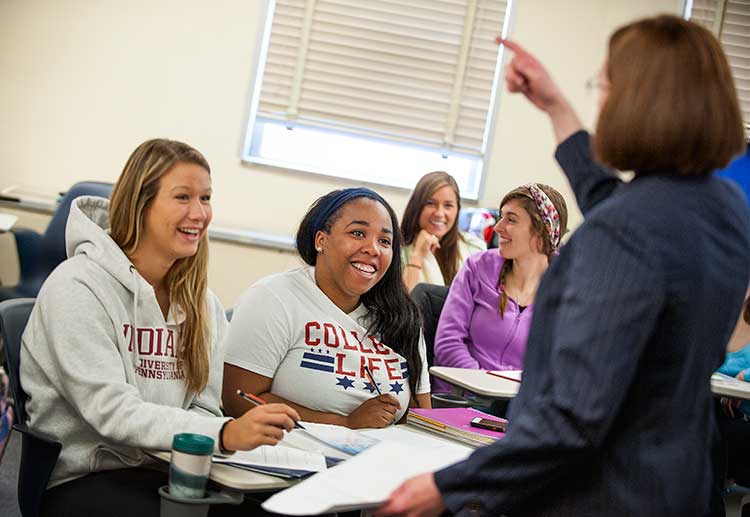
[21,139,300,516]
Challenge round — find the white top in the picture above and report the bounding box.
[225,267,431,422]
[401,231,486,286]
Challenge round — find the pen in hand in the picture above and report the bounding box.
[236,389,306,430]
[363,365,383,396]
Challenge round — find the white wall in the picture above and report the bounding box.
[0,0,682,306]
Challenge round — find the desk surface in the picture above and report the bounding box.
[147,450,292,493]
[711,372,750,400]
[430,367,521,399]
[432,368,750,401]
[147,422,474,495]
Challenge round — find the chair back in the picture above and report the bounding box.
[0,298,35,424]
[39,181,113,274]
[411,283,449,368]
[0,298,62,517]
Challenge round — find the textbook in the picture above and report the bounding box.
[407,407,506,448]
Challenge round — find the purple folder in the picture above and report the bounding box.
[409,407,507,439]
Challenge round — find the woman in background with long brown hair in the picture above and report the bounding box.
[401,171,486,291]
[21,139,298,516]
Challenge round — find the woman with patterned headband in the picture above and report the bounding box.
[432,183,567,394]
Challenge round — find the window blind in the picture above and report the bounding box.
[256,0,509,157]
[689,0,750,125]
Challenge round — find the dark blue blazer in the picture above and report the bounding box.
[434,132,750,516]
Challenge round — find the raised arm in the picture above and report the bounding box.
[502,39,621,214]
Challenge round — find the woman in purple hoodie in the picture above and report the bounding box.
[433,183,567,391]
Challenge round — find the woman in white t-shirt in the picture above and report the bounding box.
[401,172,486,291]
[223,188,431,429]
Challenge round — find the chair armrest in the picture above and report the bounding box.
[13,422,61,446]
[13,422,62,517]
[9,229,43,282]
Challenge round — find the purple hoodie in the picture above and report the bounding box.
[433,249,534,392]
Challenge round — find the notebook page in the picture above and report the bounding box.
[214,445,327,472]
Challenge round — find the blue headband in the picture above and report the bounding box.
[311,188,387,236]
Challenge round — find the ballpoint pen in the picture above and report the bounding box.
[363,365,383,396]
[236,389,306,429]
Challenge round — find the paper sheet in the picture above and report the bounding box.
[214,445,327,472]
[262,431,473,515]
[280,421,380,460]
[0,213,18,232]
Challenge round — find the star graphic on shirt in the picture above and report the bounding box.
[336,376,355,390]
[389,381,404,395]
[363,381,380,394]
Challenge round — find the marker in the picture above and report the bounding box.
[236,389,305,430]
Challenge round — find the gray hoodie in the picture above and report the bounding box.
[20,196,230,487]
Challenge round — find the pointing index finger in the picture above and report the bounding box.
[497,38,529,58]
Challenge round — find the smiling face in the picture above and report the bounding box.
[417,184,458,240]
[494,198,543,260]
[136,161,212,267]
[314,197,394,313]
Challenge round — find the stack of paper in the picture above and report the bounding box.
[214,445,327,479]
[407,408,506,448]
[215,421,381,479]
[262,432,473,515]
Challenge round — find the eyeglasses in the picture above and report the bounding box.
[584,75,610,94]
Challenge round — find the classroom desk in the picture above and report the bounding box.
[430,366,521,400]
[432,368,750,402]
[146,450,292,493]
[711,372,750,400]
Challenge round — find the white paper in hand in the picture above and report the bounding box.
[261,439,471,515]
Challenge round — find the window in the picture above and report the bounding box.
[686,0,750,129]
[243,0,513,199]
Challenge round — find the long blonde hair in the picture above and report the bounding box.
[109,138,211,394]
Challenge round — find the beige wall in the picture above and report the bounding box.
[0,0,683,307]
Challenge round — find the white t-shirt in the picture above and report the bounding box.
[401,231,487,287]
[224,267,431,422]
